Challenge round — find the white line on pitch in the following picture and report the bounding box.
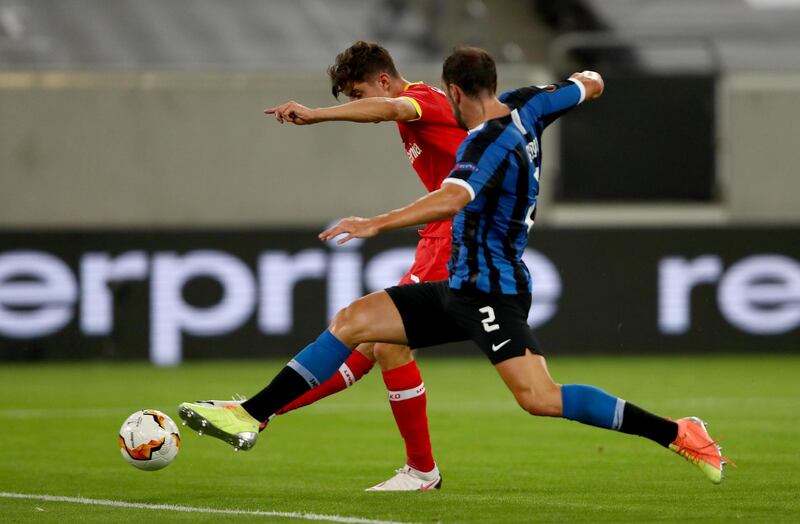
[0,492,415,524]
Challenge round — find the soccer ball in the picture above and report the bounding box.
[118,409,181,471]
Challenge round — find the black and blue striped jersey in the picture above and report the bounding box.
[442,79,585,295]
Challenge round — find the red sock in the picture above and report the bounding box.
[276,350,373,415]
[383,361,435,473]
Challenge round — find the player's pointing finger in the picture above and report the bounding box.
[319,223,343,241]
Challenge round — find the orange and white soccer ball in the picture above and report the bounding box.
[118,409,181,471]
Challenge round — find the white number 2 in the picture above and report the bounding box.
[479,306,500,332]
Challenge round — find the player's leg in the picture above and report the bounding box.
[494,350,729,483]
[363,280,463,491]
[196,344,375,431]
[365,238,446,489]
[177,290,407,449]
[242,290,407,419]
[274,343,376,416]
[494,351,677,442]
[454,290,728,483]
[273,237,444,419]
[493,351,562,416]
[365,342,440,491]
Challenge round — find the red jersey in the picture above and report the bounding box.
[396,83,467,238]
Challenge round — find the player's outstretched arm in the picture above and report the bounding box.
[265,97,418,125]
[569,70,604,100]
[319,184,471,245]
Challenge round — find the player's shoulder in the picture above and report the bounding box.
[458,119,515,161]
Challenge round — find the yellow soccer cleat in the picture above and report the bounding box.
[669,416,732,484]
[178,401,260,451]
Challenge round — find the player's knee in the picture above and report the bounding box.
[373,343,413,370]
[329,302,370,345]
[373,343,411,360]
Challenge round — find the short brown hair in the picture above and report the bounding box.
[327,41,400,98]
[441,47,497,97]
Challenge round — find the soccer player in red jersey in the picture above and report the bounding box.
[262,41,466,490]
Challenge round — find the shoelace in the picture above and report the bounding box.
[675,435,735,467]
[394,466,438,480]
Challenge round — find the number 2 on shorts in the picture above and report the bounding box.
[479,306,500,332]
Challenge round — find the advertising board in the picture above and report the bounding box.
[1,228,797,364]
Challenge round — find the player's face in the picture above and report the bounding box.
[443,83,468,131]
[345,75,391,101]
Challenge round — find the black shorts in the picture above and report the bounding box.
[385,280,542,365]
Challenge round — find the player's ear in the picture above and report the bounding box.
[377,72,392,91]
[448,84,462,104]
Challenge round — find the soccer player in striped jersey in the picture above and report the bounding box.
[180,47,729,486]
[264,41,466,490]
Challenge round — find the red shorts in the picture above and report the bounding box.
[398,236,451,286]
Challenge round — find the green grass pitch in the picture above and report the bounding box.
[1,354,798,523]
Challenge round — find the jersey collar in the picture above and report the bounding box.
[468,108,523,135]
[402,81,424,91]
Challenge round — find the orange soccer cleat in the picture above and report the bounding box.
[669,416,732,484]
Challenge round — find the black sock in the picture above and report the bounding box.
[241,366,310,422]
[619,402,679,448]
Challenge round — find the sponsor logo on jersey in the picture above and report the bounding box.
[406,143,422,163]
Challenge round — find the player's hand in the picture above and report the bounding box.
[319,217,380,245]
[569,71,604,100]
[264,101,319,125]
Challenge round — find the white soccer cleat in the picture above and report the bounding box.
[365,464,442,492]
